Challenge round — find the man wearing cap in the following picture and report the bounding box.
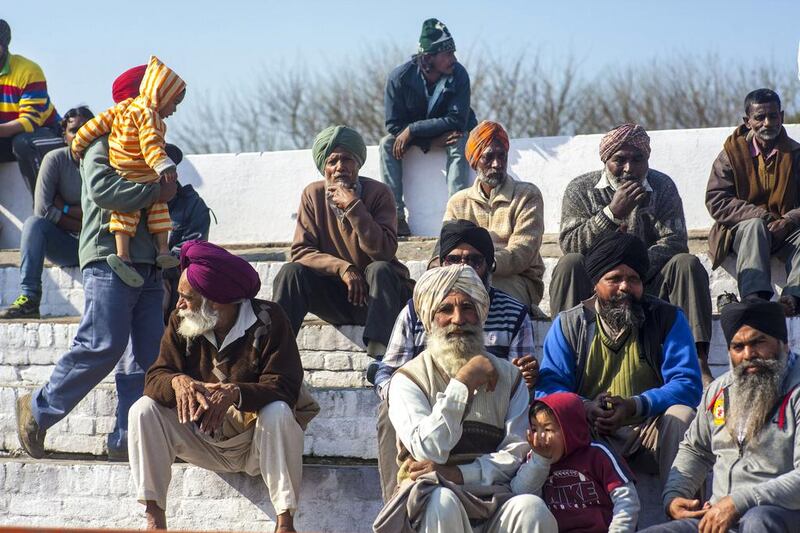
[373,218,537,501]
[641,299,800,532]
[15,66,179,461]
[273,125,413,361]
[444,120,545,312]
[0,19,64,195]
[706,88,800,317]
[374,264,556,533]
[538,232,703,488]
[380,18,478,236]
[128,240,305,532]
[551,123,713,384]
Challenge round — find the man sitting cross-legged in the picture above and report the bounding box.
[128,240,308,533]
[538,232,702,490]
[374,264,557,533]
[641,299,800,532]
[373,218,537,502]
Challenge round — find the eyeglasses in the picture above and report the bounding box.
[443,254,485,269]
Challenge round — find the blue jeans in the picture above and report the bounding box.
[379,133,470,216]
[31,262,164,445]
[19,215,79,299]
[640,504,800,532]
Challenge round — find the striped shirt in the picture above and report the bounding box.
[375,287,534,398]
[0,54,59,132]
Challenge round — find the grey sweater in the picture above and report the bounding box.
[34,146,82,224]
[559,169,688,281]
[663,354,800,515]
[78,136,161,269]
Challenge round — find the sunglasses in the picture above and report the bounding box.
[443,254,485,269]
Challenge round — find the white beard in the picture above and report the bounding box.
[177,298,219,339]
[426,322,485,378]
[727,347,788,446]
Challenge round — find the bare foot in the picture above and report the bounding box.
[145,500,167,530]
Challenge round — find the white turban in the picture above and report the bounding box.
[413,264,490,333]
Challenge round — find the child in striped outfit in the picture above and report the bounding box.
[72,55,186,287]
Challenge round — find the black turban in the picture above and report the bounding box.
[0,20,9,48]
[720,300,787,346]
[440,219,495,270]
[585,232,649,285]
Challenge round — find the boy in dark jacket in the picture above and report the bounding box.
[512,392,640,532]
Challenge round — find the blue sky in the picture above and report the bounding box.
[4,1,800,118]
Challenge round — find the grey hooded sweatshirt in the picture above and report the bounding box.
[663,353,800,515]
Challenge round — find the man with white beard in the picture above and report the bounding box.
[126,240,307,533]
[642,299,800,532]
[374,264,557,533]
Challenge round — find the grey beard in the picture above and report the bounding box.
[597,294,645,337]
[477,171,505,190]
[426,322,485,378]
[177,298,219,339]
[727,349,788,446]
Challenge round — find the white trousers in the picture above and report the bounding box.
[128,396,304,515]
[421,489,558,533]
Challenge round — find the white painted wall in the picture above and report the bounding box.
[1,124,799,247]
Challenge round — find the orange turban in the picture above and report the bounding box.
[465,120,509,169]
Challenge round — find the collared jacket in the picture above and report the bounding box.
[663,354,800,516]
[384,58,477,151]
[536,296,702,418]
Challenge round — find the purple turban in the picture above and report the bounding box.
[179,240,261,304]
[599,123,651,163]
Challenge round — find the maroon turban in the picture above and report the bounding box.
[598,123,651,163]
[179,240,261,304]
[112,65,147,103]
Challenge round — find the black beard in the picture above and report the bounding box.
[598,293,645,334]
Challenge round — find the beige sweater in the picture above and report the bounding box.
[444,177,545,306]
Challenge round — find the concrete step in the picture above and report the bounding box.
[0,456,382,532]
[0,232,777,319]
[0,384,378,459]
[0,455,668,530]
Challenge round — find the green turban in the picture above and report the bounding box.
[311,125,366,174]
[418,18,455,55]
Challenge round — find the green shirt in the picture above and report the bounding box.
[78,136,162,269]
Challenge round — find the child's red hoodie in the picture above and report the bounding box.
[511,392,637,532]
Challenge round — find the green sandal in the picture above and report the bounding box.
[156,254,180,269]
[107,254,144,287]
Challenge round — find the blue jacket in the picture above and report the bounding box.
[167,183,211,255]
[537,297,702,418]
[384,58,477,151]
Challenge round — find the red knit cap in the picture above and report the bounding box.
[112,65,147,103]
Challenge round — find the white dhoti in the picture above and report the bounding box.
[421,489,557,533]
[128,396,304,515]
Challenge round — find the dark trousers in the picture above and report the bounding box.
[0,126,65,195]
[639,505,800,532]
[272,261,411,346]
[548,252,712,343]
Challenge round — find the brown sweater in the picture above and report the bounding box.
[144,299,304,413]
[291,177,412,285]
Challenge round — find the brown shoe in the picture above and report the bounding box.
[16,392,46,459]
[397,218,411,237]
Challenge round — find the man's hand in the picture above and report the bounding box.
[584,392,611,425]
[160,167,178,183]
[594,395,636,435]
[326,182,358,211]
[667,497,708,520]
[342,267,368,306]
[407,460,464,484]
[512,355,539,389]
[198,382,240,434]
[607,180,647,219]
[171,375,209,424]
[455,354,498,393]
[431,130,463,148]
[698,496,738,533]
[392,127,413,159]
[768,217,794,244]
[157,175,178,203]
